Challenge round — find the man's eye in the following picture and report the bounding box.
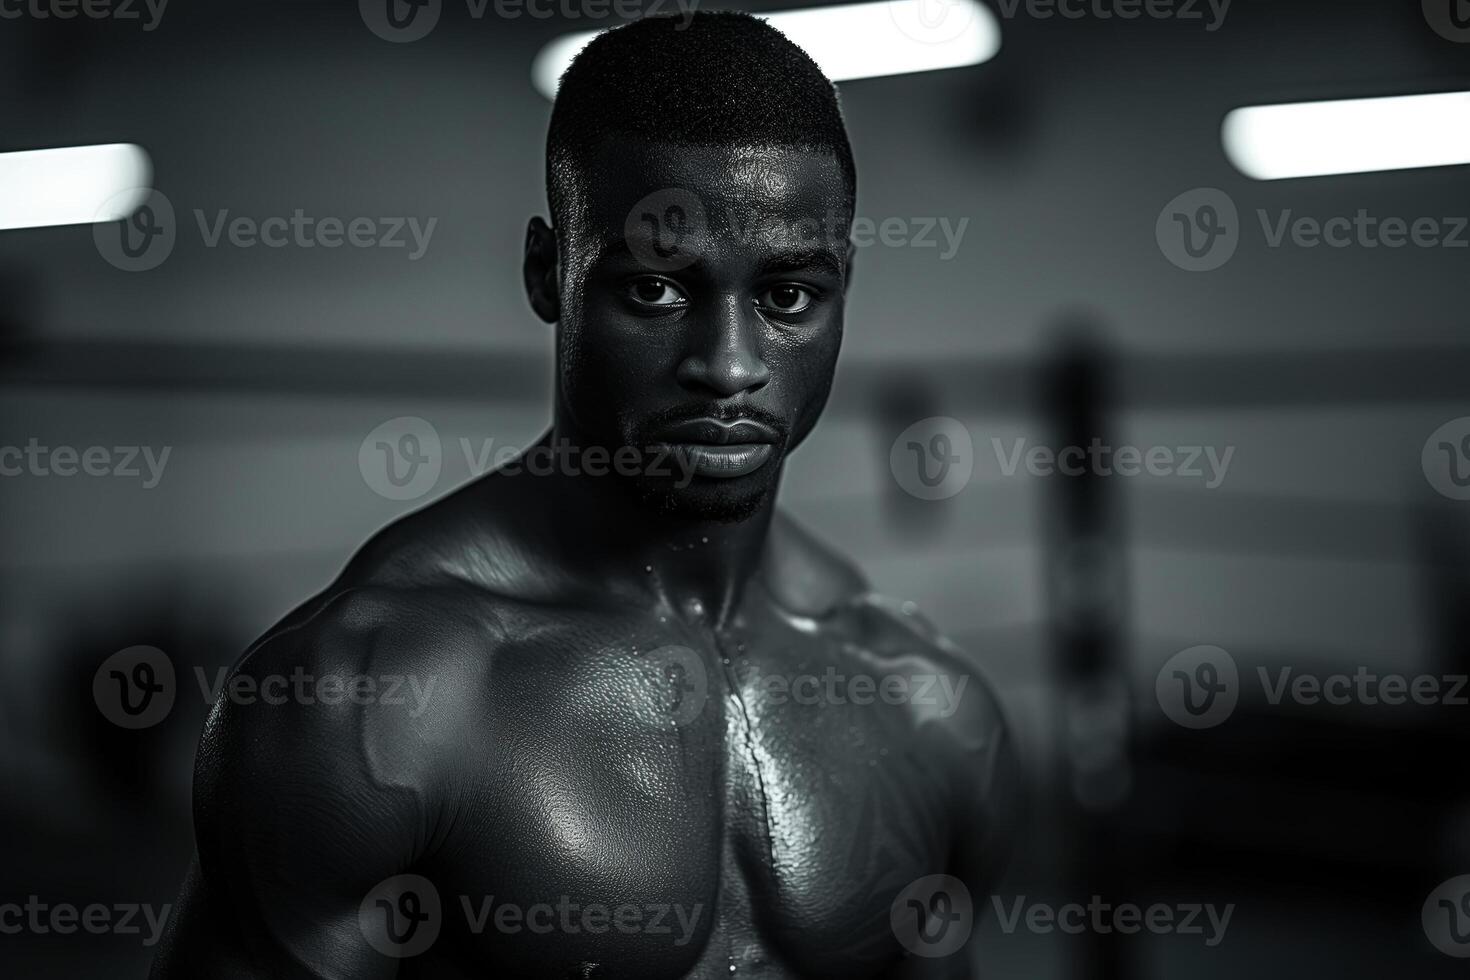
[628,278,687,308]
[756,285,814,315]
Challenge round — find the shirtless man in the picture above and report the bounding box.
[153,12,1016,978]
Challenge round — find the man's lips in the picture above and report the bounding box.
[652,417,781,446]
[651,417,781,478]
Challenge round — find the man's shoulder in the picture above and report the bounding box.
[829,590,1017,839]
[760,509,869,616]
[787,553,1006,753]
[269,470,564,662]
[215,471,566,770]
[202,580,504,799]
[342,472,576,605]
[762,512,1008,746]
[244,580,499,680]
[189,581,498,903]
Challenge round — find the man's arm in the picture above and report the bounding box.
[152,591,436,980]
[901,665,1020,980]
[871,598,1022,980]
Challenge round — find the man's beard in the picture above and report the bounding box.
[631,465,778,523]
[621,404,791,524]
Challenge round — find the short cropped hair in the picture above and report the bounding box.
[546,11,857,237]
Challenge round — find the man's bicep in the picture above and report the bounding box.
[155,687,419,979]
[955,688,1021,894]
[942,670,1021,980]
[152,854,395,980]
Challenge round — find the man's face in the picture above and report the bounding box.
[551,138,851,521]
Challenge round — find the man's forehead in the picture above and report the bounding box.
[575,138,848,223]
[568,138,850,270]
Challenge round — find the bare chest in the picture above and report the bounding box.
[428,604,960,978]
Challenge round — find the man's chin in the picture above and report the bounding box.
[631,471,776,524]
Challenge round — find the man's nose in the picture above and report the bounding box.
[675,294,772,398]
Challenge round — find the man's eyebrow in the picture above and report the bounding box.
[589,239,842,280]
[590,236,709,274]
[589,237,634,266]
[757,247,845,279]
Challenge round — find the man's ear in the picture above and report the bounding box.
[524,216,560,323]
[843,238,857,296]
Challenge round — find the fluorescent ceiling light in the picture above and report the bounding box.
[1223,91,1470,180]
[532,0,1002,99]
[0,143,152,232]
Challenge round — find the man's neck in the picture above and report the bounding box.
[531,428,776,628]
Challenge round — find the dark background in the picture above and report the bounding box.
[1,0,1468,976]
